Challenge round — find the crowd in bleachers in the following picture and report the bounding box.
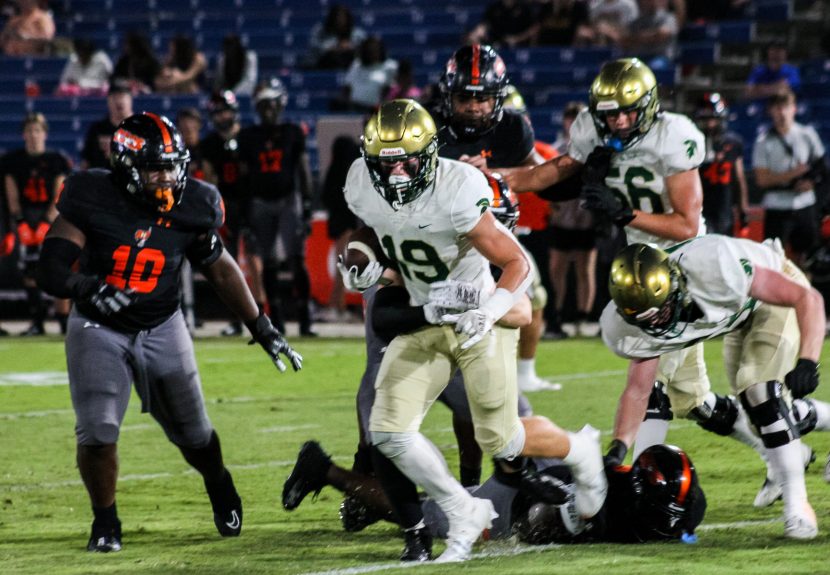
[0,0,828,335]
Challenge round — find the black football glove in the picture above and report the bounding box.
[582,145,615,185]
[785,358,820,399]
[603,439,628,472]
[88,282,137,316]
[246,313,303,372]
[581,183,635,227]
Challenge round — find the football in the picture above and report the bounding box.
[342,226,392,273]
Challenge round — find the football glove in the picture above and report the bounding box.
[88,282,137,316]
[423,302,453,325]
[336,256,384,292]
[16,221,37,247]
[785,358,819,399]
[442,308,496,350]
[246,313,303,373]
[581,183,635,227]
[581,146,615,185]
[427,279,481,311]
[603,439,628,472]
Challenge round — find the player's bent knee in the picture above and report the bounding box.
[689,392,738,436]
[792,399,818,436]
[492,426,526,460]
[739,381,798,448]
[370,431,416,459]
[78,422,120,445]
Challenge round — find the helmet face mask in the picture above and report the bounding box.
[111,112,191,213]
[440,44,508,139]
[208,90,240,132]
[362,99,438,209]
[254,78,288,125]
[589,58,659,150]
[609,244,689,338]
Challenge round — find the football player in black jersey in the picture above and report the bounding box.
[36,112,303,553]
[3,112,72,335]
[238,78,316,336]
[201,90,260,336]
[694,93,750,237]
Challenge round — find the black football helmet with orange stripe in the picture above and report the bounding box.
[111,112,191,213]
[439,44,509,138]
[630,444,705,539]
[486,173,519,231]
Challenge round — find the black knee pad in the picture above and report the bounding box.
[690,393,738,436]
[792,399,819,436]
[739,381,798,449]
[644,382,674,422]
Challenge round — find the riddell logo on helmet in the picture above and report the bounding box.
[379,147,406,157]
[596,101,620,111]
[114,129,146,152]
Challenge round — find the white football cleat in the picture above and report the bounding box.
[754,443,815,508]
[518,376,562,393]
[435,498,497,563]
[784,502,818,540]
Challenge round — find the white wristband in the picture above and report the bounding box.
[480,287,515,321]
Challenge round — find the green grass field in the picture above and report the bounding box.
[2,335,830,574]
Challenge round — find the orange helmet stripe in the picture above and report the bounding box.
[676,451,692,504]
[145,112,174,153]
[471,43,480,85]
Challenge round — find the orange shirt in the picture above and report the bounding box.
[516,141,557,231]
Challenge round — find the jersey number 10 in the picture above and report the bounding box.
[106,245,166,293]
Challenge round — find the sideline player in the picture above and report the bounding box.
[36,112,302,552]
[602,235,825,538]
[342,99,606,563]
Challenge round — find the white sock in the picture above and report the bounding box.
[518,358,535,380]
[766,440,808,517]
[808,399,830,431]
[562,428,598,482]
[632,419,670,460]
[386,432,471,517]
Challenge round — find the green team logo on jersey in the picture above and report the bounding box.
[477,198,491,214]
[684,139,698,159]
[739,258,753,277]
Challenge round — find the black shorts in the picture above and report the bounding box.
[549,226,597,251]
[763,205,819,254]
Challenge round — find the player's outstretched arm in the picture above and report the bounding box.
[503,154,582,194]
[613,357,660,449]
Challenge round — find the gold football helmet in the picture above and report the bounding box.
[609,244,688,337]
[502,85,527,114]
[362,99,438,208]
[589,58,659,150]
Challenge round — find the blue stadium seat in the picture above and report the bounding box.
[681,20,755,44]
[679,42,720,65]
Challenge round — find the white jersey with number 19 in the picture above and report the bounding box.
[344,157,498,306]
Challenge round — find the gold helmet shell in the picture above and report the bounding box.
[502,85,527,114]
[362,99,438,207]
[609,243,687,336]
[589,58,659,149]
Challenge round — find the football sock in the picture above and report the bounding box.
[766,440,808,516]
[92,502,118,526]
[807,398,830,431]
[370,446,422,528]
[459,465,481,487]
[517,359,535,381]
[632,419,670,459]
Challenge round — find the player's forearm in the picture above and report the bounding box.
[795,287,825,362]
[203,253,260,324]
[614,360,658,446]
[629,211,699,241]
[504,157,574,193]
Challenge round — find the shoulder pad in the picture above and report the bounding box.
[170,179,225,230]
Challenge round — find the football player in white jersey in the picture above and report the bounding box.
[602,235,827,539]
[343,99,606,562]
[501,58,788,497]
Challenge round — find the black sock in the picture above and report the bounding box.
[92,502,119,526]
[56,313,68,334]
[492,457,528,488]
[459,465,481,487]
[370,446,422,528]
[352,444,374,475]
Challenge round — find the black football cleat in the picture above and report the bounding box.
[206,470,243,537]
[282,441,332,511]
[87,520,122,553]
[400,526,432,562]
[339,494,382,532]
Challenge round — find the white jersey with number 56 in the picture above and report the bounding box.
[344,157,499,306]
[568,109,707,249]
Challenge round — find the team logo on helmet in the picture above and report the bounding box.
[113,129,146,152]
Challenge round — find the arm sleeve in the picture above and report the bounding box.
[371,285,429,342]
[186,229,224,268]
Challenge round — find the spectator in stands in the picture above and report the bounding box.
[384,59,421,101]
[753,88,826,267]
[55,38,113,97]
[466,0,537,47]
[213,34,258,97]
[304,4,366,70]
[177,107,210,181]
[333,36,397,113]
[547,101,598,338]
[155,35,207,95]
[602,0,678,70]
[694,92,750,237]
[532,0,591,46]
[80,79,133,169]
[575,0,638,47]
[0,0,54,56]
[745,42,802,102]
[321,136,361,323]
[2,112,71,335]
[112,31,160,94]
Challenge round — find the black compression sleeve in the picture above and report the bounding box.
[371,286,429,341]
[36,237,98,299]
